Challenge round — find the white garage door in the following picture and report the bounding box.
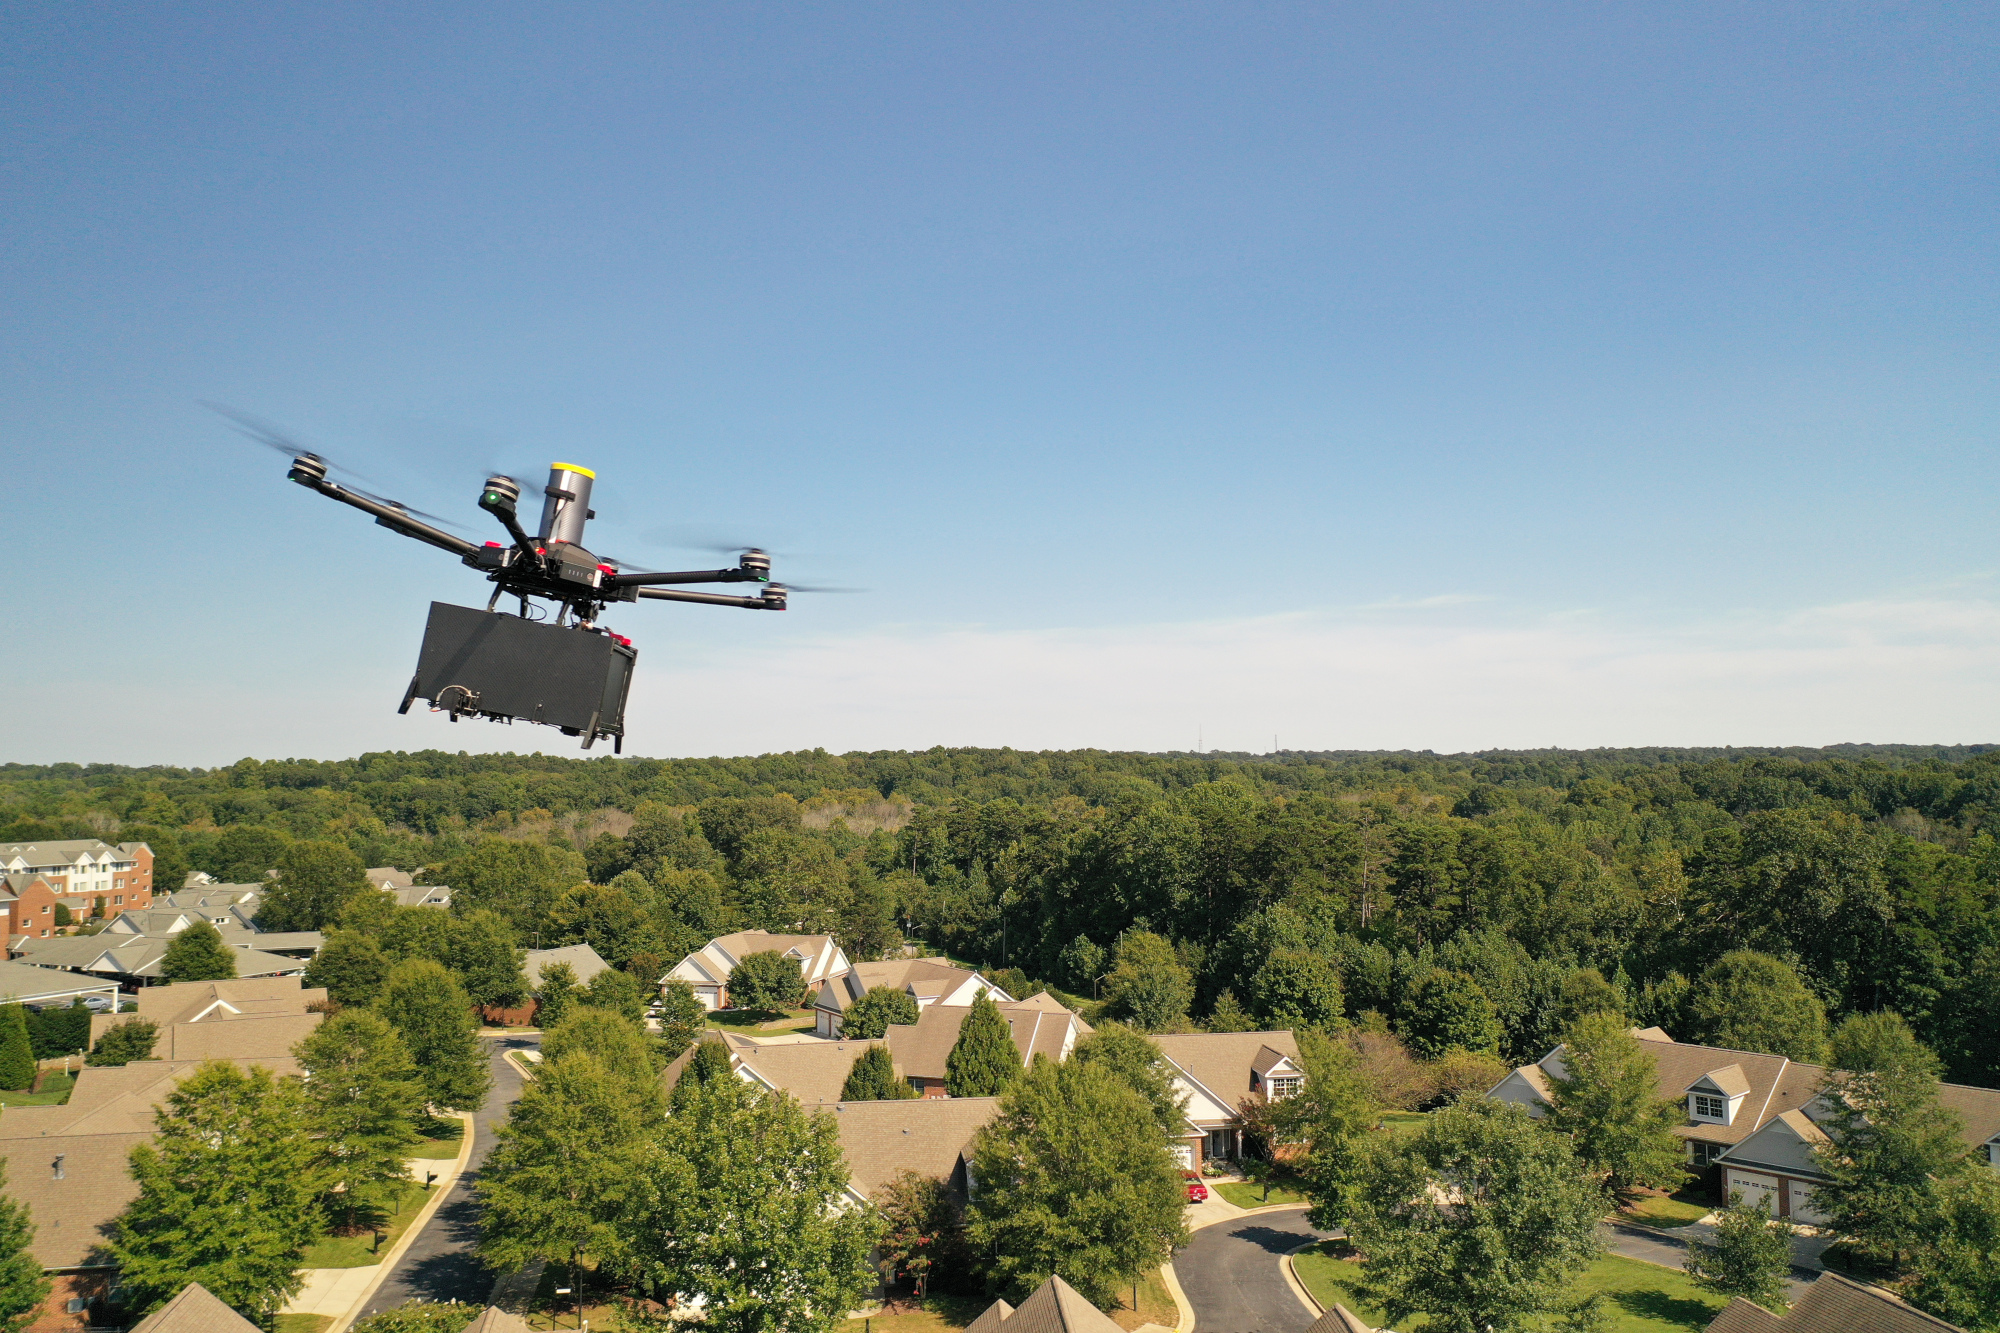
[1726,1170,1779,1215]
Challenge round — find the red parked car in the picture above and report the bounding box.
[1184,1171,1208,1203]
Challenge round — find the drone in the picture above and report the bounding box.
[215,405,805,752]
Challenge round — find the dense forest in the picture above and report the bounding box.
[6,743,1999,1085]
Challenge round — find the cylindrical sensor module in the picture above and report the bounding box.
[537,463,596,544]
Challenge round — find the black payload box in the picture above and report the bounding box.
[399,602,635,750]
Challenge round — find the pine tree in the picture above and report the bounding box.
[1544,1011,1687,1197]
[1686,1192,1793,1313]
[377,960,490,1112]
[160,921,238,983]
[293,1010,425,1232]
[111,1061,323,1326]
[87,1019,159,1067]
[840,1044,917,1101]
[947,993,1021,1097]
[304,930,390,1007]
[0,1161,50,1331]
[841,986,920,1040]
[0,1008,33,1093]
[673,1039,733,1108]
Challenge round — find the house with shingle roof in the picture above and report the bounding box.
[885,994,1090,1097]
[963,1274,1126,1333]
[124,1282,263,1332]
[1489,1029,2000,1225]
[821,1096,1003,1205]
[730,1038,881,1106]
[810,957,1010,1037]
[664,931,850,1011]
[1153,1030,1305,1169]
[1703,1270,1967,1333]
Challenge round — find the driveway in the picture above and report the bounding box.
[352,1032,538,1321]
[1600,1222,1820,1304]
[1174,1205,1333,1333]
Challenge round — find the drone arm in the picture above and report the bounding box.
[636,587,786,610]
[291,471,477,558]
[606,568,764,588]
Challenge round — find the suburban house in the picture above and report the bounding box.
[1704,1270,1967,1333]
[965,1274,1125,1333]
[480,943,613,1025]
[1153,1030,1305,1169]
[884,992,1090,1097]
[1489,1029,2000,1225]
[809,957,1011,1037]
[0,841,156,940]
[664,931,850,1011]
[364,867,453,909]
[14,931,312,987]
[724,1034,882,1105]
[824,1095,1003,1207]
[5,977,326,1332]
[161,884,263,929]
[126,1283,263,1333]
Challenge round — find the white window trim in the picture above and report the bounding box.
[1690,1092,1728,1123]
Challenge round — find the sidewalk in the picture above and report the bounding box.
[282,1118,477,1328]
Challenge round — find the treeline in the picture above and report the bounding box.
[7,745,2000,1083]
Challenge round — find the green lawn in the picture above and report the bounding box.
[276,1316,334,1333]
[410,1122,466,1159]
[832,1271,1170,1333]
[1215,1177,1311,1208]
[1622,1187,1713,1229]
[300,1183,438,1268]
[1378,1112,1429,1137]
[706,1006,817,1033]
[1293,1245,1726,1333]
[0,1071,76,1107]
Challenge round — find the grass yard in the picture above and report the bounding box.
[833,1271,1171,1333]
[1621,1186,1713,1229]
[410,1120,466,1160]
[1215,1176,1311,1209]
[1293,1245,1726,1333]
[0,1071,77,1108]
[276,1316,334,1333]
[301,1182,438,1269]
[1378,1112,1429,1138]
[707,1006,817,1033]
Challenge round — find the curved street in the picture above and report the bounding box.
[1174,1205,1332,1333]
[353,1032,539,1322]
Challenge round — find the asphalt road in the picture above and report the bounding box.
[1601,1222,1820,1304]
[354,1032,538,1321]
[1174,1206,1334,1333]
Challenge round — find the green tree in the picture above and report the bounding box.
[1544,1011,1687,1197]
[841,985,920,1040]
[946,993,1020,1097]
[439,838,588,945]
[536,962,578,1028]
[674,1038,734,1106]
[377,960,490,1112]
[349,1305,477,1333]
[1811,1014,1969,1269]
[304,930,390,1007]
[727,950,806,1013]
[0,1162,50,1332]
[1058,934,1106,995]
[87,1018,159,1067]
[1685,1191,1793,1314]
[479,1049,660,1309]
[966,1056,1189,1306]
[450,910,526,1011]
[632,1072,879,1333]
[1102,931,1192,1032]
[51,903,71,928]
[1346,1098,1602,1333]
[581,967,647,1023]
[838,874,903,963]
[877,1169,972,1298]
[656,979,706,1064]
[293,1010,424,1231]
[110,1061,322,1326]
[1260,1031,1377,1229]
[1396,968,1502,1058]
[1689,951,1829,1062]
[1204,990,1258,1032]
[1247,949,1345,1032]
[161,921,238,983]
[1070,1023,1188,1135]
[545,881,658,971]
[0,1009,32,1093]
[262,839,371,932]
[1908,1170,2000,1332]
[840,1044,918,1101]
[541,1006,662,1083]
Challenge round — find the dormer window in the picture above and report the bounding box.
[1692,1093,1727,1122]
[1268,1075,1303,1100]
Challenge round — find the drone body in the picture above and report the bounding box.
[280,451,787,750]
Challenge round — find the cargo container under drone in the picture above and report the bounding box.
[214,405,800,751]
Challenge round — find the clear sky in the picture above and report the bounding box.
[4,2,1996,766]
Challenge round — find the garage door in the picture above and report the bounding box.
[1725,1170,1779,1215]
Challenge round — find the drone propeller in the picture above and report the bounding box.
[777,582,866,594]
[202,402,470,531]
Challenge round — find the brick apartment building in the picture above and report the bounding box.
[0,840,155,944]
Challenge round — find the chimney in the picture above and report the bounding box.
[51,1155,64,1180]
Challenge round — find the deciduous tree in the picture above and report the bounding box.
[160,921,237,983]
[878,1169,972,1297]
[111,1061,322,1326]
[1070,1024,1187,1135]
[656,979,706,1064]
[262,840,371,932]
[451,910,526,1011]
[1908,1170,2000,1332]
[1346,1098,1602,1333]
[1257,1031,1376,1229]
[304,930,389,1007]
[377,960,490,1112]
[727,950,807,1013]
[0,1162,48,1332]
[841,986,920,1040]
[1102,931,1192,1032]
[1690,951,1828,1063]
[582,967,647,1023]
[1396,968,1501,1058]
[293,1010,424,1231]
[536,962,578,1028]
[1544,1011,1687,1197]
[1686,1192,1793,1313]
[1247,950,1345,1032]
[966,1056,1188,1306]
[87,1018,159,1067]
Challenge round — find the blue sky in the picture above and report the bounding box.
[4,3,1996,764]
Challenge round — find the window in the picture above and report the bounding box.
[1268,1075,1303,1100]
[1692,1093,1726,1121]
[1690,1142,1725,1168]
